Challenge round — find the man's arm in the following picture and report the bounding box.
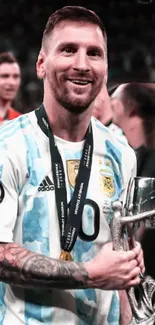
[0,241,144,291]
[0,243,89,289]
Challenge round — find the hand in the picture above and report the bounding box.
[85,242,143,290]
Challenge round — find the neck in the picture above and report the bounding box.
[43,99,92,142]
[123,121,148,149]
[0,99,11,118]
[100,110,112,126]
[127,129,145,149]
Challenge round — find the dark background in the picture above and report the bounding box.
[0,0,154,112]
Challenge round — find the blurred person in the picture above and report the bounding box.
[93,84,113,126]
[93,84,128,143]
[111,82,155,280]
[0,51,21,124]
[111,83,155,176]
[0,6,144,325]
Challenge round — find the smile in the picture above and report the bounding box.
[68,79,91,85]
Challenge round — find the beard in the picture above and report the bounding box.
[56,92,96,114]
[50,77,103,115]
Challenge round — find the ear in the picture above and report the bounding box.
[36,50,46,79]
[127,100,138,118]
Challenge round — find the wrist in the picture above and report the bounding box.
[83,259,100,289]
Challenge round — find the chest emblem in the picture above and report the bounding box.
[99,159,116,197]
[66,160,80,188]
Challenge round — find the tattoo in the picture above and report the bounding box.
[0,243,89,289]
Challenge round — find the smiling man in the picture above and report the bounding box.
[0,51,21,124]
[0,6,144,325]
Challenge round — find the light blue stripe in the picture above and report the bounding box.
[0,282,6,325]
[22,133,52,323]
[105,140,123,224]
[107,292,120,325]
[95,120,109,133]
[0,165,3,180]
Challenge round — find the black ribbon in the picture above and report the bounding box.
[35,104,93,252]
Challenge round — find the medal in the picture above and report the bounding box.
[59,250,73,261]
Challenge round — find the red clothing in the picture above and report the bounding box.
[0,107,21,123]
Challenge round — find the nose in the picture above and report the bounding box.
[7,76,17,86]
[73,50,90,73]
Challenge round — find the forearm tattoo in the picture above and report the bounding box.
[0,243,89,289]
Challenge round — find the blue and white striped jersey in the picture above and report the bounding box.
[0,111,136,325]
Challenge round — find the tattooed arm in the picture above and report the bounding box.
[0,243,89,289]
[0,241,144,291]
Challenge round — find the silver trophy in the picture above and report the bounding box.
[111,177,155,325]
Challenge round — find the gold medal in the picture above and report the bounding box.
[59,250,73,261]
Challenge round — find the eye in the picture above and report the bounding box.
[62,46,76,54]
[88,50,101,57]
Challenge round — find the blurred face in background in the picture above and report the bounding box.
[110,98,125,127]
[0,62,21,103]
[93,85,112,124]
[111,85,126,127]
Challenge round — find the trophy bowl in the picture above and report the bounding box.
[124,176,155,219]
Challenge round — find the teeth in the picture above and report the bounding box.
[71,80,89,85]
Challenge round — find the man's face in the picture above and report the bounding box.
[38,20,107,114]
[93,85,112,122]
[0,62,21,102]
[110,98,123,126]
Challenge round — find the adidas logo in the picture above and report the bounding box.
[38,176,54,191]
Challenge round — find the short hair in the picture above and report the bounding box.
[42,6,107,53]
[122,83,155,118]
[0,52,18,65]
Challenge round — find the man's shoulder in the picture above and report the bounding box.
[92,117,132,151]
[92,117,136,171]
[0,111,35,142]
[0,111,38,160]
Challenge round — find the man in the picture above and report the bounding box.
[0,7,144,325]
[111,83,155,176]
[0,51,21,124]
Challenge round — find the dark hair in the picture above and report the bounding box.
[0,51,18,65]
[42,6,107,50]
[122,83,155,118]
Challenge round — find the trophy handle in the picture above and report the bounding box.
[111,201,155,324]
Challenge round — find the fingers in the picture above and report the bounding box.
[133,241,145,273]
[125,276,141,288]
[122,266,141,289]
[126,249,137,262]
[132,241,141,256]
[129,266,141,280]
